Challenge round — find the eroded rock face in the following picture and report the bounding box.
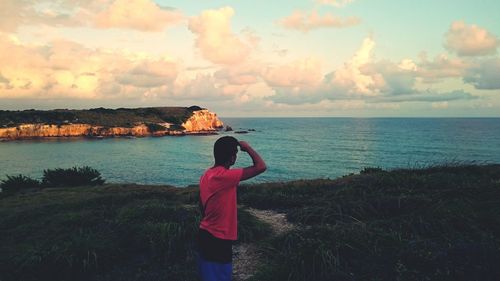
[181,109,224,132]
[0,110,224,140]
[0,124,93,139]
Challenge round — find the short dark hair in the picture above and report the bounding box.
[214,136,239,165]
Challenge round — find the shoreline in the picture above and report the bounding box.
[0,129,221,142]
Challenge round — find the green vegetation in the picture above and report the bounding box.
[238,164,500,281]
[145,123,166,133]
[0,106,205,128]
[1,164,499,281]
[0,184,269,281]
[42,166,105,187]
[0,174,40,193]
[0,166,105,195]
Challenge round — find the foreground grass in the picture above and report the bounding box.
[0,185,269,281]
[1,164,499,281]
[238,164,500,281]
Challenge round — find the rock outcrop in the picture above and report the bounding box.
[0,109,224,140]
[182,109,224,132]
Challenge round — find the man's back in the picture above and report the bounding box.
[199,166,243,241]
[197,137,266,281]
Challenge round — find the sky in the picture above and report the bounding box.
[0,0,499,117]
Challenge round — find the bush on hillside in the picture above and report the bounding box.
[360,167,384,174]
[145,123,166,132]
[42,166,105,187]
[0,174,40,193]
[187,105,203,111]
[168,124,186,131]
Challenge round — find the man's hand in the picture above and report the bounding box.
[239,141,251,152]
[239,140,267,181]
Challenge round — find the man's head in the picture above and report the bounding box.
[214,136,239,167]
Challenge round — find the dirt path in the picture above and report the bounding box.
[233,208,295,281]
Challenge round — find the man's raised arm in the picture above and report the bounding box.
[239,141,267,181]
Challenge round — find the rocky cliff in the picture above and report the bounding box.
[182,109,224,132]
[0,109,223,140]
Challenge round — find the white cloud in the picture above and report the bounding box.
[0,33,179,100]
[278,10,360,32]
[265,37,478,106]
[266,37,385,104]
[116,60,178,88]
[416,53,468,83]
[328,37,381,96]
[0,0,182,32]
[463,58,500,89]
[172,73,222,100]
[0,0,106,32]
[444,21,498,56]
[316,0,355,7]
[0,0,79,32]
[398,59,418,71]
[172,71,254,102]
[188,7,254,65]
[261,58,322,87]
[431,101,449,109]
[361,60,416,96]
[214,64,261,86]
[0,1,29,32]
[94,0,182,31]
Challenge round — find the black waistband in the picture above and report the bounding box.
[197,228,233,264]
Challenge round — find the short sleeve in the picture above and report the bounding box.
[222,168,243,188]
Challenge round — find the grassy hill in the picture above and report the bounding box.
[1,164,499,281]
[0,106,204,128]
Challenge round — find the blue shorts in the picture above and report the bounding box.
[197,253,232,281]
[197,228,233,281]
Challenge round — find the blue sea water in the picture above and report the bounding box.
[1,118,499,187]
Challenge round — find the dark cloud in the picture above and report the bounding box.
[369,90,478,103]
[0,72,9,83]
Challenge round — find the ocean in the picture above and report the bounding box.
[1,118,499,187]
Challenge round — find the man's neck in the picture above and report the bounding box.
[213,163,231,169]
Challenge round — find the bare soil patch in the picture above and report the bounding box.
[233,208,296,281]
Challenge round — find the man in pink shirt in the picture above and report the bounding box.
[197,136,267,281]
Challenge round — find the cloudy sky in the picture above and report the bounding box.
[0,0,499,117]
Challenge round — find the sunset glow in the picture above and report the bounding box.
[0,0,499,116]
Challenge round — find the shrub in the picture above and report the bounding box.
[168,124,185,131]
[145,123,166,132]
[360,167,384,174]
[42,166,105,187]
[0,174,40,193]
[187,105,203,111]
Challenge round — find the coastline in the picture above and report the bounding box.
[0,107,224,141]
[0,129,220,142]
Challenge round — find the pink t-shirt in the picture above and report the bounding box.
[199,166,243,241]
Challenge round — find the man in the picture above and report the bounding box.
[197,136,267,281]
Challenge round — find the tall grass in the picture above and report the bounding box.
[1,164,499,281]
[0,184,269,281]
[244,164,500,281]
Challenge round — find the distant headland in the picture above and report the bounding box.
[0,106,224,140]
